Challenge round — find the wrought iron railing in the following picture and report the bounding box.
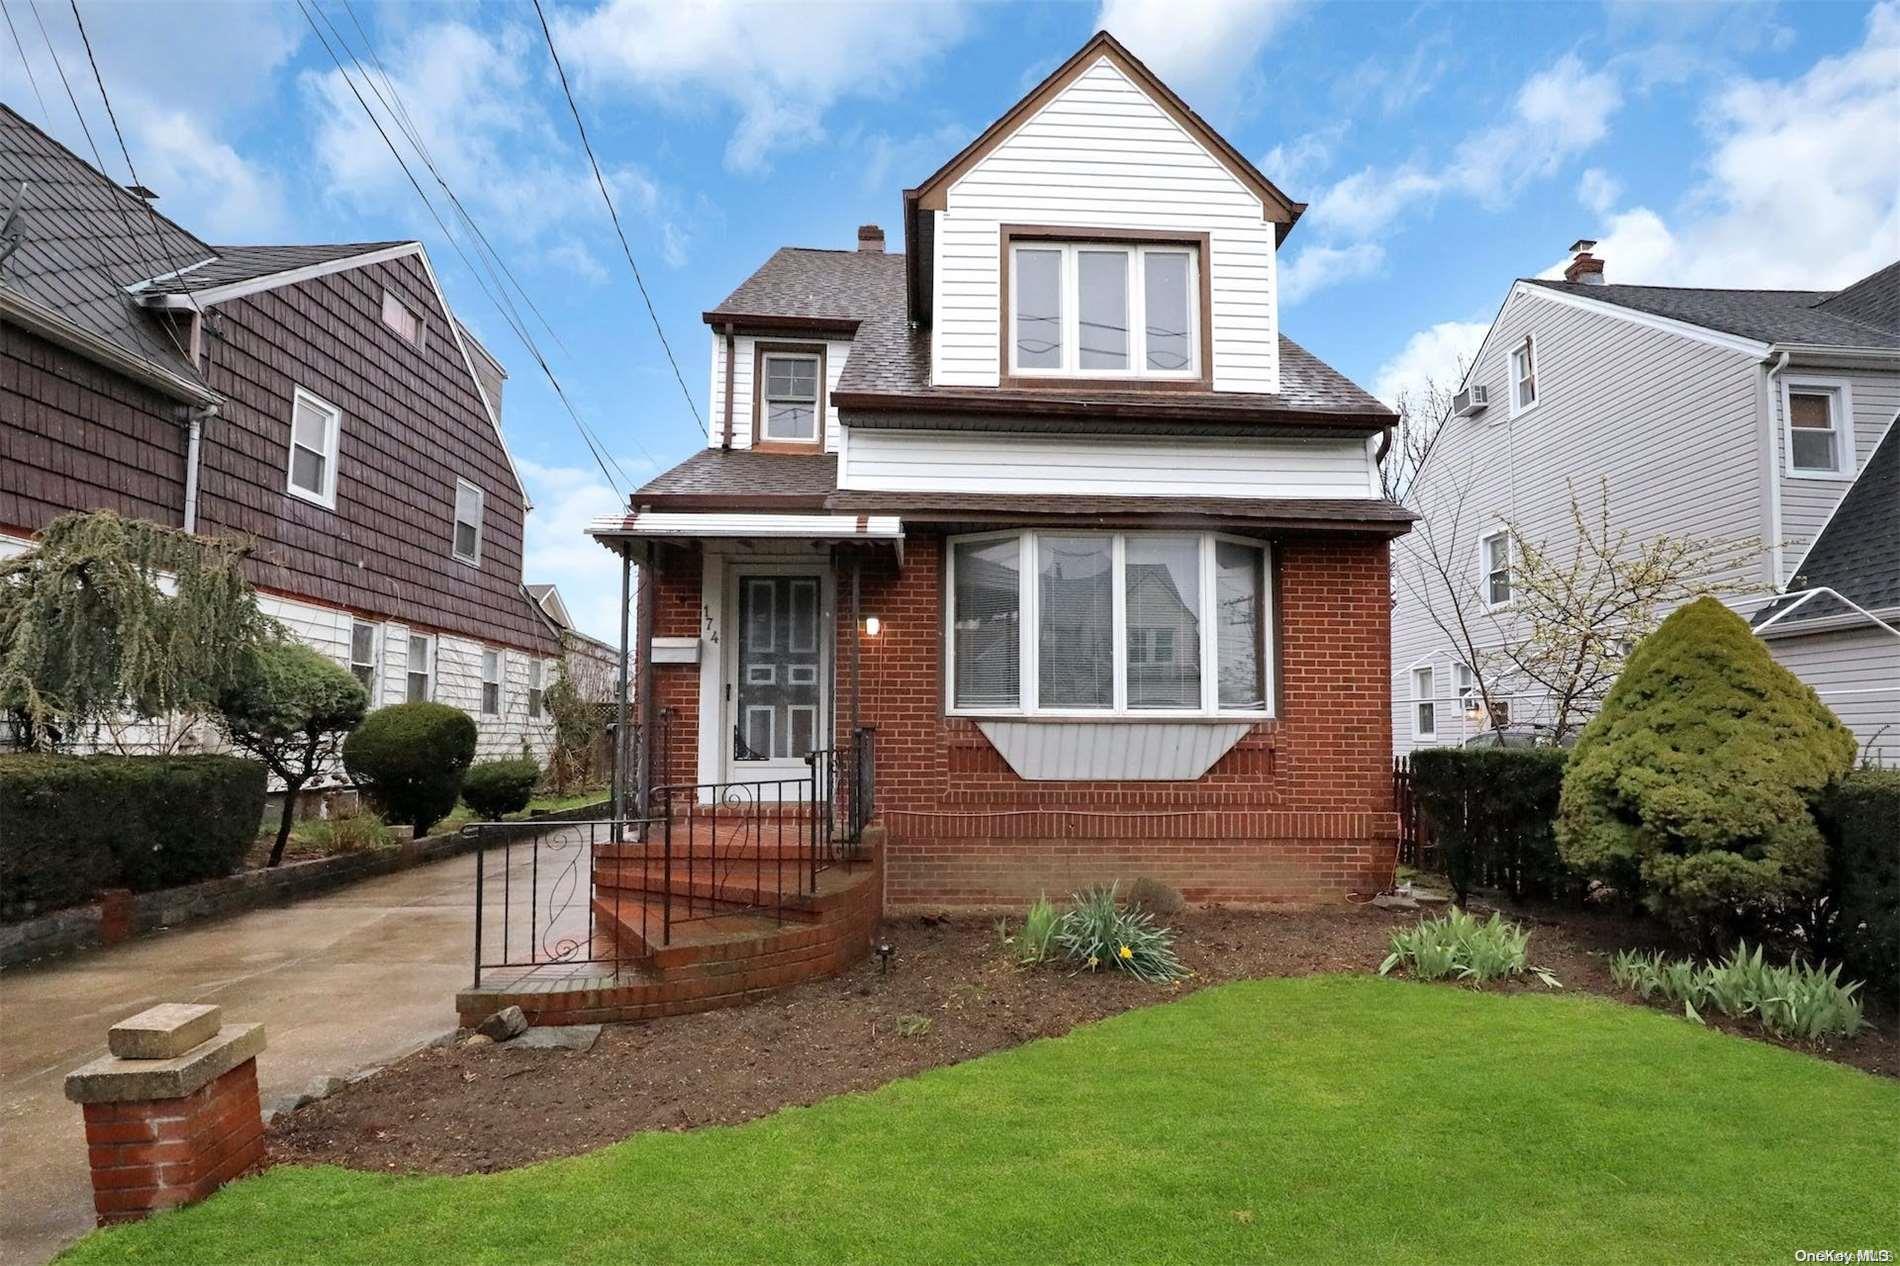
[469,727,875,988]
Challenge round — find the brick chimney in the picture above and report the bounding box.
[856,224,885,253]
[1564,239,1604,284]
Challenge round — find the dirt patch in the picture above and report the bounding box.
[269,902,1898,1176]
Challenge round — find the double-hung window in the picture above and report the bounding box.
[760,351,822,443]
[1509,335,1537,415]
[287,387,341,508]
[453,480,484,565]
[1481,530,1513,608]
[1784,380,1853,478]
[528,659,546,719]
[1008,238,1201,380]
[381,289,425,349]
[481,649,502,716]
[406,634,433,703]
[1412,666,1437,739]
[1454,662,1478,712]
[947,531,1270,716]
[350,621,379,695]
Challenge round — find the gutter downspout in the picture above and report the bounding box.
[720,324,736,450]
[181,405,214,532]
[1764,349,1790,588]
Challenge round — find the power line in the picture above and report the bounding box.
[0,0,49,123]
[530,0,707,439]
[292,0,643,496]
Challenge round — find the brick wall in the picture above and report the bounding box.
[80,1060,264,1224]
[645,529,1399,907]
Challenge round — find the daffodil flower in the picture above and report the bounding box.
[1118,945,1133,960]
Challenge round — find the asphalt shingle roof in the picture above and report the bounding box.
[1525,268,1900,349]
[637,449,840,502]
[143,243,407,295]
[1756,420,1900,628]
[708,247,1393,423]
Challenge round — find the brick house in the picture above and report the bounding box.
[591,32,1411,908]
[0,104,563,763]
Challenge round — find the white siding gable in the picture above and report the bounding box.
[707,331,854,452]
[932,56,1278,394]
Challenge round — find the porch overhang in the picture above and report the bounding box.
[586,511,905,564]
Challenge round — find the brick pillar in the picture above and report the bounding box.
[63,1004,267,1225]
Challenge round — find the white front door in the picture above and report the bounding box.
[725,569,829,788]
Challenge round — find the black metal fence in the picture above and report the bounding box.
[469,728,875,987]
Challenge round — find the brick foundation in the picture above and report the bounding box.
[645,528,1399,910]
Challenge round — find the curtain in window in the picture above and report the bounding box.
[1215,541,1267,710]
[1125,535,1200,708]
[953,538,1021,708]
[1038,536,1112,708]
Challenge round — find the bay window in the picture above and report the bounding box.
[1008,236,1202,380]
[947,531,1270,717]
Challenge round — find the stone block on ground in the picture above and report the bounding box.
[475,1006,527,1042]
[513,1024,601,1052]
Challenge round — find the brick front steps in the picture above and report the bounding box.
[455,838,882,1029]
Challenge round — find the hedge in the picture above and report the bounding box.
[343,702,477,833]
[1407,748,1573,907]
[461,758,539,821]
[1821,768,1899,993]
[0,753,266,919]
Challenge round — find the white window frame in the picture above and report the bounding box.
[453,479,484,566]
[1454,661,1478,713]
[1411,665,1437,740]
[1780,377,1855,480]
[943,529,1272,720]
[480,648,502,716]
[1479,529,1513,610]
[405,633,434,703]
[528,658,547,719]
[1007,242,1201,381]
[349,620,380,698]
[381,288,426,350]
[286,386,341,509]
[760,352,822,443]
[1508,334,1538,418]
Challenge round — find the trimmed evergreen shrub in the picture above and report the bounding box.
[342,702,477,834]
[461,758,540,821]
[1407,748,1572,906]
[1821,769,1900,993]
[1556,597,1857,950]
[0,753,266,917]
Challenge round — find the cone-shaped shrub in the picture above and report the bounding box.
[1556,597,1855,949]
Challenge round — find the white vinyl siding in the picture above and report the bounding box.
[931,56,1277,393]
[1765,625,1900,766]
[286,387,341,508]
[708,333,854,451]
[838,429,1375,499]
[1779,374,1896,573]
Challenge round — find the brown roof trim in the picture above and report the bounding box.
[700,311,861,336]
[634,493,832,512]
[831,387,1391,431]
[905,31,1304,234]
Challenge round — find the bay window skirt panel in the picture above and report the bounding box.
[975,719,1252,781]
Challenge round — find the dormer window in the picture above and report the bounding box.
[1782,379,1854,478]
[754,345,827,447]
[1005,230,1205,384]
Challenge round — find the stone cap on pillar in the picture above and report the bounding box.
[65,1004,265,1105]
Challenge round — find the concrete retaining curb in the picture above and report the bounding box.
[0,800,610,969]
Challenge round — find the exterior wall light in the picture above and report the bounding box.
[863,615,882,637]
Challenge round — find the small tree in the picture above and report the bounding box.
[216,642,369,867]
[343,702,477,833]
[1556,597,1856,950]
[0,511,275,748]
[544,644,614,794]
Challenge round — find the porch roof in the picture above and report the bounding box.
[586,510,905,562]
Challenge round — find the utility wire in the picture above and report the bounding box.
[293,0,644,495]
[530,0,707,439]
[0,0,49,123]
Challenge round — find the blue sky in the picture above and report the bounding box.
[5,0,1896,639]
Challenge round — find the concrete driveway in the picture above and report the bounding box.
[0,848,499,1266]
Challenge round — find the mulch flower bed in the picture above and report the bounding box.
[269,902,1898,1177]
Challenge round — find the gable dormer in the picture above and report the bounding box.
[903,31,1302,396]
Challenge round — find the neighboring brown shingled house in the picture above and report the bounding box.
[0,103,562,760]
[591,31,1410,911]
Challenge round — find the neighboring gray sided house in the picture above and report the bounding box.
[1392,245,1900,764]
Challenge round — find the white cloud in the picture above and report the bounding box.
[515,456,639,644]
[558,0,972,174]
[1279,241,1385,305]
[1096,0,1302,116]
[1576,167,1622,217]
[1307,164,1444,240]
[1260,124,1343,197]
[1452,54,1622,208]
[1540,1,1900,289]
[303,19,681,283]
[1371,321,1490,408]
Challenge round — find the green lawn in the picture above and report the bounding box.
[62,976,1898,1265]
